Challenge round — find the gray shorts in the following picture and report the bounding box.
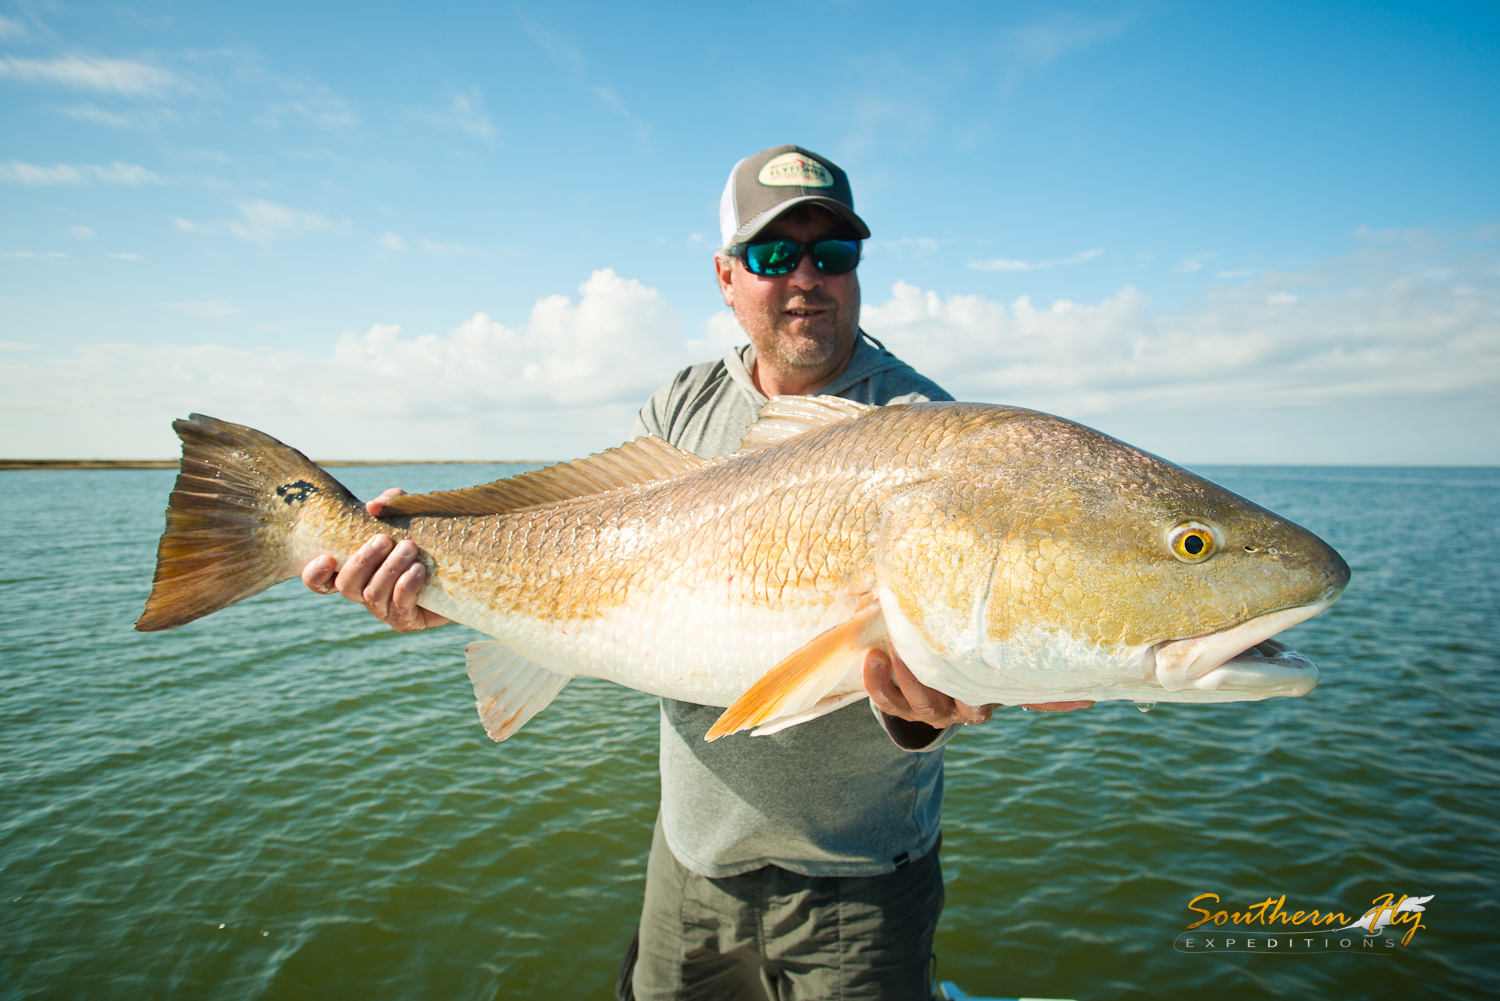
[628,820,942,1001]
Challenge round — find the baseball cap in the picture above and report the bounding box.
[718,144,871,248]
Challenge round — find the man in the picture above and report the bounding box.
[303,145,1085,999]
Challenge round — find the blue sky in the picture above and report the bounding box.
[2,0,1497,463]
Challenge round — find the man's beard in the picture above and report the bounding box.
[746,290,859,371]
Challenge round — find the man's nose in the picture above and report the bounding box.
[785,250,824,289]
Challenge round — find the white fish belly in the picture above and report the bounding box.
[423,579,858,707]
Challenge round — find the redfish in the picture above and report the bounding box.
[137,399,1349,741]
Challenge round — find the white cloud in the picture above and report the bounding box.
[417,89,497,144]
[1176,251,1218,273]
[227,201,343,244]
[4,237,1496,465]
[379,232,408,251]
[2,250,68,259]
[331,270,682,408]
[967,256,1029,273]
[686,310,744,358]
[1,269,689,460]
[450,91,497,142]
[69,226,95,241]
[0,55,177,96]
[257,94,358,132]
[969,247,1103,272]
[0,14,28,39]
[57,103,180,130]
[520,16,587,76]
[591,85,649,139]
[164,299,240,318]
[0,160,165,185]
[107,252,143,261]
[175,200,346,246]
[100,162,163,185]
[865,231,1500,462]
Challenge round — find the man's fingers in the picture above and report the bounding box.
[301,554,338,595]
[890,655,950,722]
[335,534,393,602]
[1020,700,1096,713]
[862,649,912,718]
[955,701,997,725]
[366,487,407,517]
[300,525,447,633]
[388,561,430,631]
[361,539,421,621]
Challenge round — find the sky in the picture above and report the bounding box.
[1,0,1497,464]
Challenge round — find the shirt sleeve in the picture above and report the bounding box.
[867,700,961,752]
[632,379,674,440]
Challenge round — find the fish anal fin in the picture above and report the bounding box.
[383,436,709,516]
[705,602,886,742]
[465,640,573,741]
[732,396,877,456]
[749,690,870,737]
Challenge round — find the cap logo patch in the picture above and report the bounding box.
[757,152,834,188]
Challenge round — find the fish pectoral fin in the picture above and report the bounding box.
[465,641,574,741]
[382,435,708,516]
[731,396,877,456]
[704,603,886,742]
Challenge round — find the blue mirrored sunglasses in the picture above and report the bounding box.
[730,238,862,276]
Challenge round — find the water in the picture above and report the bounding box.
[2,465,1497,1000]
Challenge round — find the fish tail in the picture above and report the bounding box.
[135,414,365,632]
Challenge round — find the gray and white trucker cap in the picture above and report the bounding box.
[718,144,871,247]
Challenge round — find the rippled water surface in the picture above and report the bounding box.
[2,465,1496,1000]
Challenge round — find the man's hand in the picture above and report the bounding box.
[862,647,1094,726]
[300,488,452,633]
[863,648,995,728]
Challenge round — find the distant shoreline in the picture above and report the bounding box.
[0,459,550,471]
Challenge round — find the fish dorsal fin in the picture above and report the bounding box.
[465,640,574,741]
[381,435,708,516]
[732,395,878,456]
[704,602,886,741]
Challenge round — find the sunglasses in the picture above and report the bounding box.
[730,238,862,276]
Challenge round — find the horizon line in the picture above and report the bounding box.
[0,459,552,471]
[2,459,1498,472]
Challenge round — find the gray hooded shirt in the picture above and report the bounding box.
[630,333,960,878]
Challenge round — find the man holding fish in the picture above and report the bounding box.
[300,145,1077,999]
[136,141,1346,999]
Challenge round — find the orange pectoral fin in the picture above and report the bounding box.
[704,602,886,742]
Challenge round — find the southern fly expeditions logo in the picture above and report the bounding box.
[757,152,834,188]
[1173,892,1435,954]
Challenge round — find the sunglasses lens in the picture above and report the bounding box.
[812,240,860,275]
[744,240,800,275]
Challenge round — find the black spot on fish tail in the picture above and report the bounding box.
[275,480,319,504]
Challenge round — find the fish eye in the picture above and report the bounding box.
[1168,521,1219,564]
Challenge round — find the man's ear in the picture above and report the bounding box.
[714,251,736,308]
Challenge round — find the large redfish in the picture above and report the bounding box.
[136,399,1350,741]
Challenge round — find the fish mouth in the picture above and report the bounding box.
[1149,595,1339,697]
